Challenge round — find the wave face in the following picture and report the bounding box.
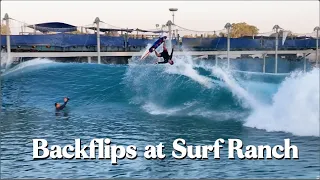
[1,56,319,178]
[123,56,319,137]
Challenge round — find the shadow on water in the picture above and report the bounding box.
[55,110,70,120]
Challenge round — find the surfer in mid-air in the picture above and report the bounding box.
[55,97,70,111]
[152,41,174,65]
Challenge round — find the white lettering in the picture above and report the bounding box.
[245,145,257,159]
[258,145,272,159]
[144,145,157,159]
[62,144,75,159]
[172,138,187,159]
[213,138,224,159]
[228,139,244,159]
[273,145,285,159]
[51,145,63,159]
[111,146,126,165]
[201,145,213,159]
[156,143,166,159]
[126,145,137,159]
[188,146,202,159]
[75,139,89,159]
[33,139,49,159]
[89,139,103,159]
[284,139,299,159]
[104,138,111,159]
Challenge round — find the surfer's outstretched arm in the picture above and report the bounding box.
[154,50,161,57]
[60,99,69,110]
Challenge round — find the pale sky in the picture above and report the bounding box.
[1,1,319,35]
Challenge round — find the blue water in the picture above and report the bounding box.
[0,57,319,178]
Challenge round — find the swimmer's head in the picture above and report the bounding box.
[55,103,60,108]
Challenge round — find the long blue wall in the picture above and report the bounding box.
[181,37,316,50]
[0,34,317,50]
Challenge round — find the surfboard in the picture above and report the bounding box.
[140,36,167,60]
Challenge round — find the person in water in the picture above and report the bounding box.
[152,41,174,65]
[55,97,69,111]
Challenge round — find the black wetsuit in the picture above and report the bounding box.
[158,48,173,64]
[56,101,68,111]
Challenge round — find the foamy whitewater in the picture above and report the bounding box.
[1,50,319,178]
[245,69,320,136]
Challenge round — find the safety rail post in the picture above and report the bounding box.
[124,28,128,51]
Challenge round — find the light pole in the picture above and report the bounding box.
[314,26,320,67]
[166,20,174,49]
[169,8,178,40]
[166,20,173,40]
[161,24,166,36]
[169,8,178,25]
[94,17,101,64]
[273,25,281,73]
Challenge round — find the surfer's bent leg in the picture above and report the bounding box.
[157,60,168,64]
[159,57,169,64]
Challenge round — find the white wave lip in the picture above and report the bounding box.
[1,58,56,76]
[210,66,261,109]
[244,69,320,137]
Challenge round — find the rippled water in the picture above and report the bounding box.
[0,57,319,178]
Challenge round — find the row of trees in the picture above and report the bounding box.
[1,24,10,35]
[183,22,259,38]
